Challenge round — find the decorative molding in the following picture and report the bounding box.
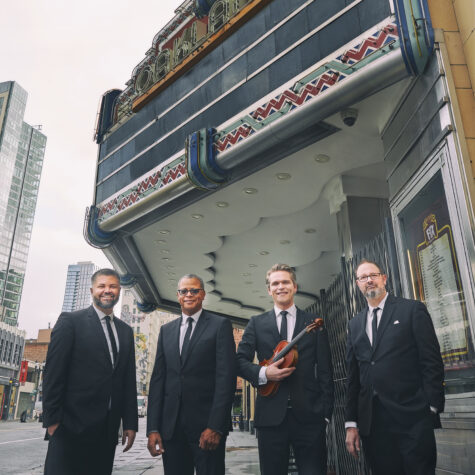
[216,24,399,152]
[95,22,400,225]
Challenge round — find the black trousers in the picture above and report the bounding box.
[162,414,226,475]
[257,409,327,475]
[44,422,117,475]
[362,398,437,475]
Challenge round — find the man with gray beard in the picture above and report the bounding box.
[345,259,444,475]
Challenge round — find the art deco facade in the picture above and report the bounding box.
[87,1,475,472]
[0,81,46,327]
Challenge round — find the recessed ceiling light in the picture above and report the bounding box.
[315,154,330,163]
[191,214,203,220]
[166,265,175,269]
[216,201,229,208]
[161,257,170,261]
[241,272,251,276]
[249,264,257,268]
[305,228,317,234]
[276,173,291,180]
[168,272,175,276]
[160,249,170,254]
[243,187,258,194]
[280,240,290,245]
[168,278,176,282]
[159,230,170,235]
[259,251,269,255]
[154,239,167,244]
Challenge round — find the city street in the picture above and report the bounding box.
[0,418,259,474]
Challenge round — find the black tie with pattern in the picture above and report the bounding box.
[181,317,193,362]
[280,310,288,341]
[105,315,118,367]
[372,307,380,348]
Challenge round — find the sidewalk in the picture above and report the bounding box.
[113,427,260,474]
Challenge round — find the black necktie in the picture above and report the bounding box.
[280,311,288,341]
[372,307,380,348]
[105,315,118,366]
[181,317,193,362]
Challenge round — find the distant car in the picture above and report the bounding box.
[137,396,147,417]
[33,401,43,422]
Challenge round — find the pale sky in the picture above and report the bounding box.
[2,0,180,337]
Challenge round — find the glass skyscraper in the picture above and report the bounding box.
[0,81,46,327]
[61,261,98,312]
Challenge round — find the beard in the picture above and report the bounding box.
[364,287,385,300]
[93,295,119,310]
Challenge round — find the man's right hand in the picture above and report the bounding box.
[345,427,361,459]
[47,423,60,437]
[265,358,296,381]
[147,432,165,457]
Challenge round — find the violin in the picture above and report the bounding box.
[258,318,324,397]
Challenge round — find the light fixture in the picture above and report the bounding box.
[168,272,175,276]
[161,257,170,261]
[166,265,175,269]
[249,264,258,268]
[191,214,203,220]
[216,201,229,208]
[259,251,269,255]
[241,272,251,276]
[243,187,258,194]
[314,154,330,163]
[160,249,170,254]
[154,239,167,244]
[279,240,290,245]
[305,228,317,233]
[159,230,170,235]
[276,173,291,180]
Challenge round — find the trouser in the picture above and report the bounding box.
[362,398,437,475]
[44,421,117,475]
[257,408,327,475]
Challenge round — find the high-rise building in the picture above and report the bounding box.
[0,81,46,326]
[61,261,98,312]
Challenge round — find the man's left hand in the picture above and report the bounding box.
[199,428,221,450]
[122,429,136,452]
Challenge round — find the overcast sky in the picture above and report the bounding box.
[2,0,179,337]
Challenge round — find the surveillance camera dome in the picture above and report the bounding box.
[340,108,358,127]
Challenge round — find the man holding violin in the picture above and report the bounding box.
[237,263,334,475]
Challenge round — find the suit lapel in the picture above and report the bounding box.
[112,317,126,371]
[181,311,209,367]
[264,310,281,344]
[293,309,307,340]
[373,294,396,353]
[169,317,182,369]
[88,306,114,370]
[358,308,372,349]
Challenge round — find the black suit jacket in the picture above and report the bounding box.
[42,306,138,438]
[345,295,445,436]
[237,308,334,428]
[147,310,236,440]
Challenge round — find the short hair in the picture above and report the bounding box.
[177,274,205,290]
[355,259,386,277]
[91,268,120,285]
[265,264,297,287]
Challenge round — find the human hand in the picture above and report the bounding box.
[345,427,361,459]
[147,432,165,457]
[47,423,60,436]
[199,428,221,450]
[264,358,296,381]
[122,429,136,452]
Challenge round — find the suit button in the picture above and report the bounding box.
[371,361,375,365]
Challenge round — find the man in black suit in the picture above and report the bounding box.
[147,274,236,475]
[345,259,445,474]
[237,263,334,475]
[42,268,138,475]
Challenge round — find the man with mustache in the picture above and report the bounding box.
[42,269,138,475]
[345,259,445,474]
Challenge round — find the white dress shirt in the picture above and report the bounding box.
[94,304,120,366]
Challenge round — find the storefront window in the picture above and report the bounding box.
[397,170,475,393]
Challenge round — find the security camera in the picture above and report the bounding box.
[340,108,358,127]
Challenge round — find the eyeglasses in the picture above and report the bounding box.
[356,273,382,282]
[177,288,203,296]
